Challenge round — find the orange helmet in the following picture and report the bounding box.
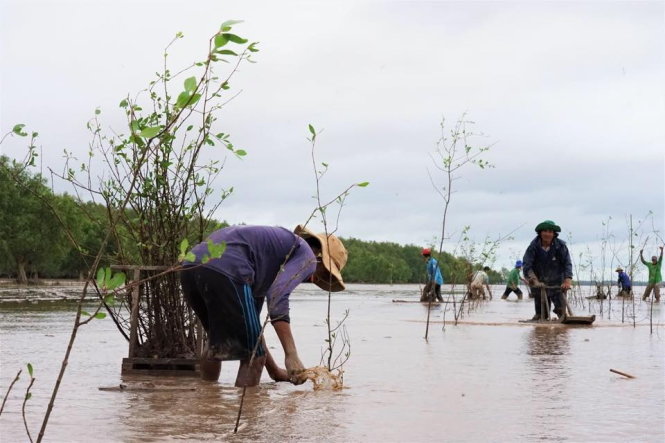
[422,248,431,256]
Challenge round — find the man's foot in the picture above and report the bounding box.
[553,308,563,318]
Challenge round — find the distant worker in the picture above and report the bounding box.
[615,267,632,297]
[421,248,444,302]
[522,220,573,320]
[470,266,492,300]
[501,260,528,300]
[640,246,663,302]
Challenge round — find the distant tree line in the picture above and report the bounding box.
[0,155,502,284]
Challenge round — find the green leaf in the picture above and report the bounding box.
[94,312,107,319]
[223,33,248,44]
[12,124,27,136]
[179,238,189,256]
[95,108,101,115]
[308,124,316,136]
[188,93,201,107]
[214,49,238,56]
[27,363,33,377]
[81,310,91,317]
[95,267,107,287]
[119,99,128,108]
[139,126,162,138]
[206,239,226,259]
[25,393,32,401]
[175,91,191,108]
[235,149,247,156]
[214,34,229,48]
[357,181,370,187]
[184,252,196,262]
[108,272,126,290]
[184,76,197,93]
[220,19,243,31]
[104,294,116,306]
[247,42,259,53]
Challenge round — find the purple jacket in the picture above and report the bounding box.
[183,226,316,322]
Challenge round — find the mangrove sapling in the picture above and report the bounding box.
[233,125,366,433]
[42,22,259,359]
[22,364,36,443]
[4,21,256,440]
[425,114,494,339]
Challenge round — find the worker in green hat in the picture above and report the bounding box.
[522,220,573,320]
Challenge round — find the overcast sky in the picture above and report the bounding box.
[1,0,663,280]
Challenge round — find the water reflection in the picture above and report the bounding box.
[114,376,346,442]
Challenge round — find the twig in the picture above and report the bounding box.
[22,376,36,443]
[0,369,21,415]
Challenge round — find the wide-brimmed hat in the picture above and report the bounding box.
[294,225,347,292]
[535,220,561,233]
[615,267,623,272]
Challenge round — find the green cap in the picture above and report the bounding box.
[535,220,561,233]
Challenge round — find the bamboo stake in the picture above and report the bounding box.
[609,368,635,379]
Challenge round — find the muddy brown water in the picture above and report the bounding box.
[1,284,663,442]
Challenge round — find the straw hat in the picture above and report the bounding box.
[294,225,347,292]
[615,267,623,272]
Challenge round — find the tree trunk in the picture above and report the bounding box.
[16,259,28,285]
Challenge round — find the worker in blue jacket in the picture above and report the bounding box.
[522,220,573,320]
[615,267,632,297]
[421,248,444,302]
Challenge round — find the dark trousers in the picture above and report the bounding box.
[421,282,443,302]
[533,287,563,318]
[501,286,523,299]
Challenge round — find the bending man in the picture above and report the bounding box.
[180,225,347,386]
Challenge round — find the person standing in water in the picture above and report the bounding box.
[501,260,528,300]
[522,220,573,320]
[615,267,632,297]
[470,266,492,299]
[180,224,347,386]
[421,248,444,302]
[640,246,663,302]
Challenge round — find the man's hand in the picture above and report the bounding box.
[528,277,544,288]
[285,354,307,385]
[561,278,572,291]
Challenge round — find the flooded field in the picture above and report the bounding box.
[1,284,664,442]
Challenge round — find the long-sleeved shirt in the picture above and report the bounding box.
[616,271,632,290]
[183,225,316,322]
[640,255,663,285]
[426,257,444,285]
[522,236,573,286]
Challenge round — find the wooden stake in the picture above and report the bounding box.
[610,368,635,379]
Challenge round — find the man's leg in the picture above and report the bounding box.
[515,288,523,300]
[236,355,267,387]
[435,284,443,302]
[501,286,511,299]
[643,284,653,301]
[655,284,661,302]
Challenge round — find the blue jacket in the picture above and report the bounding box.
[522,236,573,286]
[426,257,444,285]
[617,271,631,290]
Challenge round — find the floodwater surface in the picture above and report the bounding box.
[1,284,664,442]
